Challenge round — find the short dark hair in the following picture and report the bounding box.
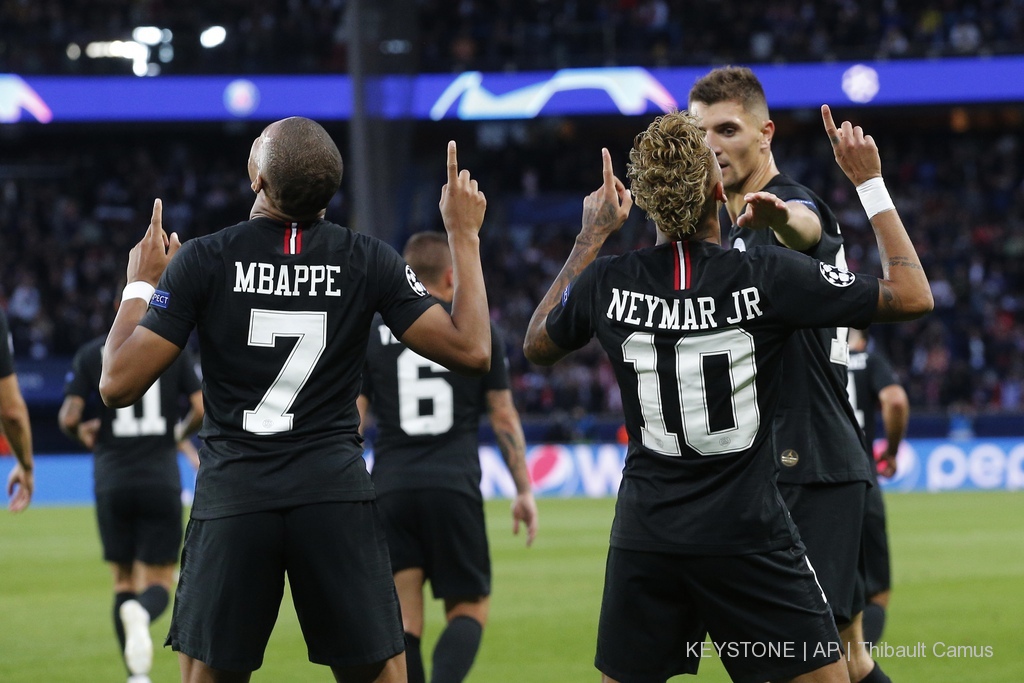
[262,117,343,218]
[688,66,769,119]
[403,231,451,285]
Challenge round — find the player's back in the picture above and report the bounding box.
[67,335,198,493]
[727,174,871,485]
[549,239,877,554]
[141,217,435,519]
[362,313,508,500]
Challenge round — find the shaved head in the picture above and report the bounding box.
[259,117,343,219]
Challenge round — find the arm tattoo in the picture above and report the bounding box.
[885,256,923,271]
[496,428,530,491]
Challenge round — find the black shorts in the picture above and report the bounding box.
[377,489,490,599]
[861,482,891,598]
[596,545,841,683]
[167,502,404,672]
[779,481,868,625]
[94,486,183,566]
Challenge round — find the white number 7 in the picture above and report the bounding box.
[243,309,327,435]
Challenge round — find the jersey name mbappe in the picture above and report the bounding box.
[232,261,342,297]
[606,286,763,330]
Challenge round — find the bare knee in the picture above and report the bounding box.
[331,652,406,683]
[443,596,489,628]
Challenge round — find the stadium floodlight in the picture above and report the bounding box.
[200,26,227,49]
[66,43,81,60]
[132,26,163,46]
[84,40,152,77]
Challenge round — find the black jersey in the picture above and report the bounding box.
[140,217,437,519]
[847,348,900,456]
[64,336,201,494]
[727,174,872,485]
[0,309,13,378]
[546,240,877,554]
[362,311,510,501]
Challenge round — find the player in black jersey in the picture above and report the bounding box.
[524,108,931,683]
[99,117,491,683]
[846,327,909,646]
[60,315,204,683]
[690,67,890,683]
[1,308,34,512]
[358,231,538,683]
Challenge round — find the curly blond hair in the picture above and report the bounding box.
[627,111,716,241]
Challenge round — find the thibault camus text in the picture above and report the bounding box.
[688,641,995,660]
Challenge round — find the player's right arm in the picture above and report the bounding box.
[524,148,632,365]
[101,199,184,407]
[486,389,537,547]
[822,105,933,322]
[401,141,491,376]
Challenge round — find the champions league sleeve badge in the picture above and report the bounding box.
[819,262,856,288]
[405,265,429,297]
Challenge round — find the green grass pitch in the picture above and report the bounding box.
[1,492,1022,681]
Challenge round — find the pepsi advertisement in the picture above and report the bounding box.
[15,437,1024,506]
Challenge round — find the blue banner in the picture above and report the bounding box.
[13,437,1024,506]
[4,56,1024,124]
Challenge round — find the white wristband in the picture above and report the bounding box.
[122,281,156,304]
[856,177,895,219]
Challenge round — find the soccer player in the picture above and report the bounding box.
[99,117,491,683]
[59,318,204,683]
[523,107,931,682]
[1,307,34,513]
[358,231,539,683]
[689,67,890,683]
[846,327,909,646]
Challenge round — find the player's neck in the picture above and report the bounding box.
[725,154,780,224]
[250,195,325,224]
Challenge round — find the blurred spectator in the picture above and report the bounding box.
[1,114,1022,422]
[3,0,1024,76]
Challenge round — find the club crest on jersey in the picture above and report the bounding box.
[819,262,855,288]
[406,265,429,297]
[150,289,171,308]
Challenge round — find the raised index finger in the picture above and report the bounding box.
[447,140,458,185]
[149,198,163,234]
[821,105,840,146]
[602,148,613,186]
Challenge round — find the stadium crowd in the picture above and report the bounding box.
[2,0,1023,75]
[1,115,1022,422]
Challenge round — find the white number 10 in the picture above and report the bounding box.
[622,328,760,457]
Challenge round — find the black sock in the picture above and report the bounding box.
[137,584,170,622]
[858,662,893,683]
[405,632,425,683]
[431,616,483,683]
[113,591,137,667]
[862,602,887,646]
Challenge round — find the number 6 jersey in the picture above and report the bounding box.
[140,217,436,520]
[546,240,878,555]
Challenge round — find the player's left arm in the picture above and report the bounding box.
[877,382,909,477]
[737,192,822,252]
[101,199,183,408]
[524,148,631,365]
[486,389,537,547]
[174,390,205,443]
[356,394,371,437]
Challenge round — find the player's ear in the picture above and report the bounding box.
[713,180,726,203]
[251,174,263,194]
[761,119,775,148]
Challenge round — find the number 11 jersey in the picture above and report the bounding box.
[546,240,878,555]
[140,217,436,520]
